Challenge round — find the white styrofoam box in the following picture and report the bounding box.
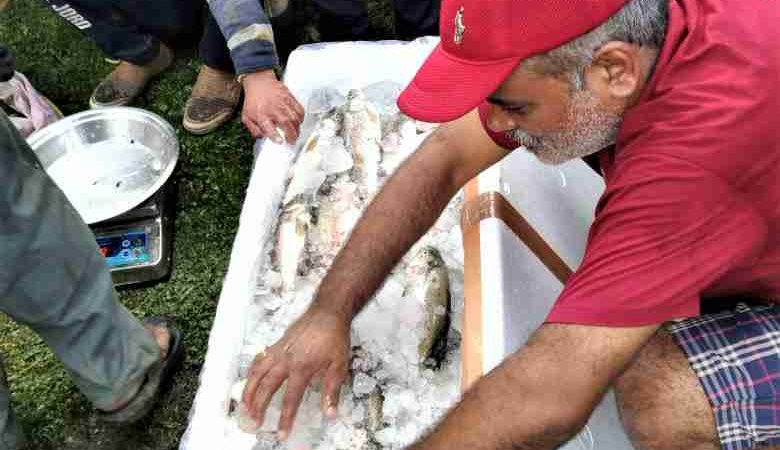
[477,150,636,449]
[180,38,440,450]
[478,148,605,269]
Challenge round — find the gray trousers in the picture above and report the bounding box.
[0,112,160,449]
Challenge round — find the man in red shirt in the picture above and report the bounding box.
[239,0,780,448]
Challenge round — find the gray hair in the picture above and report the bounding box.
[525,0,668,88]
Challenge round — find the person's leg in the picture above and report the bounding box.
[311,0,369,41]
[42,0,175,107]
[391,0,439,40]
[616,303,780,450]
[615,328,720,450]
[0,112,160,412]
[43,0,160,65]
[114,0,203,49]
[0,357,23,450]
[199,11,236,74]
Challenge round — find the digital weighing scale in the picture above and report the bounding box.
[90,180,176,287]
[27,107,179,287]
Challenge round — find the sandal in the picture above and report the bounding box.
[99,317,184,423]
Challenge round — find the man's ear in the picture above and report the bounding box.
[584,41,644,102]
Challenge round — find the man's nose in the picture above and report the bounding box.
[486,105,517,133]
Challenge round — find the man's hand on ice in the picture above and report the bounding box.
[241,305,351,439]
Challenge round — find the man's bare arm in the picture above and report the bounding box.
[313,109,508,320]
[410,323,659,450]
[243,109,509,433]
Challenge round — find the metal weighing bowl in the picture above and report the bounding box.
[27,107,179,224]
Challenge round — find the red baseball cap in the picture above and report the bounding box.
[398,0,631,123]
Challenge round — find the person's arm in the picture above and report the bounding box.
[313,109,507,320]
[411,323,659,450]
[241,109,510,435]
[206,2,303,143]
[207,0,277,77]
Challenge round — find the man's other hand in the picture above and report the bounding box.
[241,69,304,144]
[241,305,351,439]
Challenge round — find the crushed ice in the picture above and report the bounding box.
[228,84,465,450]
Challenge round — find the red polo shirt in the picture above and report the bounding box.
[480,0,780,326]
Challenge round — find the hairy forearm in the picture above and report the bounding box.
[313,131,460,320]
[409,323,659,450]
[410,353,584,450]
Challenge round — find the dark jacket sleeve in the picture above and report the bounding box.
[207,0,278,75]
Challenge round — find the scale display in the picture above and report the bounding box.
[97,229,151,267]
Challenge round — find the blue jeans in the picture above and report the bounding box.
[42,0,238,71]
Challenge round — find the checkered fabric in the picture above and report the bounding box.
[668,303,780,450]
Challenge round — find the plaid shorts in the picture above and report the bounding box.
[668,302,780,450]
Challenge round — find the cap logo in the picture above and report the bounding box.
[454,6,465,45]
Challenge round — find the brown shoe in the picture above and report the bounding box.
[89,43,173,109]
[182,65,241,135]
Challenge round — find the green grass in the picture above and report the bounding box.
[0,0,394,448]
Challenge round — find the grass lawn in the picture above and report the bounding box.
[0,1,392,448]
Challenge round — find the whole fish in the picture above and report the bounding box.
[367,387,384,435]
[379,113,410,155]
[350,347,386,446]
[276,201,310,294]
[312,176,362,268]
[284,109,349,205]
[408,247,451,369]
[282,148,324,207]
[277,108,353,293]
[343,89,382,194]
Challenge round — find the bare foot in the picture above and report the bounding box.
[145,323,170,360]
[101,323,169,413]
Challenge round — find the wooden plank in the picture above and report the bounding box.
[460,178,483,391]
[460,188,574,392]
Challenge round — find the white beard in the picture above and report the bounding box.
[506,89,622,166]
